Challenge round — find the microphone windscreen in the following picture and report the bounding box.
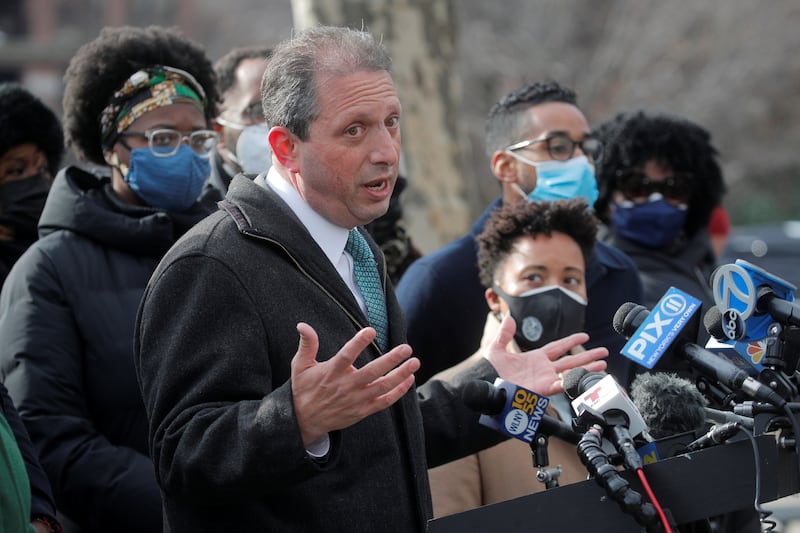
[562,367,589,400]
[613,302,639,335]
[703,306,726,340]
[630,372,707,439]
[462,380,505,415]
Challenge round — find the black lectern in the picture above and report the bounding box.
[427,435,799,532]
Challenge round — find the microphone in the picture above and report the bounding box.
[630,372,706,439]
[614,286,702,371]
[564,368,646,470]
[704,406,754,429]
[629,372,707,462]
[462,379,581,445]
[614,288,787,408]
[710,259,798,342]
[686,422,742,452]
[701,317,766,378]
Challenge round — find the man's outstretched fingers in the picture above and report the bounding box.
[356,344,415,387]
[329,327,379,372]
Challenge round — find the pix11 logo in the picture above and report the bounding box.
[621,287,701,369]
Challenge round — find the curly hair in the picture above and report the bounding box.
[476,198,598,288]
[214,45,273,98]
[62,25,219,166]
[0,83,63,175]
[594,110,726,237]
[484,81,577,157]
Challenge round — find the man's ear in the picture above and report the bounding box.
[491,150,517,184]
[212,120,227,151]
[269,126,299,172]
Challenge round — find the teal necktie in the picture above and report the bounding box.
[346,229,389,351]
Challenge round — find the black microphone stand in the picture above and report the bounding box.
[529,434,562,490]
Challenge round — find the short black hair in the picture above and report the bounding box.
[62,25,219,166]
[477,198,598,288]
[594,110,726,237]
[214,45,273,97]
[485,81,578,157]
[0,83,63,175]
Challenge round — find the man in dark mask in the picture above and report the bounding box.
[427,198,599,516]
[0,83,63,285]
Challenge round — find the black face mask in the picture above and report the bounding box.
[0,173,51,252]
[493,285,587,351]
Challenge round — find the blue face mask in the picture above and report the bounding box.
[612,194,688,248]
[506,153,599,207]
[124,144,210,212]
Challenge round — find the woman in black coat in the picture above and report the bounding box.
[0,26,222,533]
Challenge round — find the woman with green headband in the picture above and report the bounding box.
[0,25,222,533]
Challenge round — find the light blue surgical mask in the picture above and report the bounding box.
[507,153,599,207]
[124,144,210,212]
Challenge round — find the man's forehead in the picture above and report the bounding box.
[524,101,589,136]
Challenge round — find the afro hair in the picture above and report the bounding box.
[594,110,726,237]
[62,25,219,166]
[0,82,64,176]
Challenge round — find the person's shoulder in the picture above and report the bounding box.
[396,231,476,289]
[592,240,640,273]
[165,209,231,260]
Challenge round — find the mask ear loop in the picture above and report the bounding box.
[504,150,538,202]
[105,151,129,179]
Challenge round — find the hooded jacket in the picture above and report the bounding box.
[0,165,220,533]
[134,175,503,532]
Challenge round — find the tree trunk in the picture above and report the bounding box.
[291,0,472,252]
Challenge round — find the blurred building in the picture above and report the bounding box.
[0,0,290,115]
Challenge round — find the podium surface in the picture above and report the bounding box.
[427,435,798,532]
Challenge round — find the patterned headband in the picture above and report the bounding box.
[99,65,208,150]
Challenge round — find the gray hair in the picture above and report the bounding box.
[261,26,392,141]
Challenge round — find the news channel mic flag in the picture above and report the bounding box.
[620,287,701,370]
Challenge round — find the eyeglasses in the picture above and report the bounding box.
[616,169,693,201]
[120,129,219,158]
[216,102,266,130]
[505,132,603,162]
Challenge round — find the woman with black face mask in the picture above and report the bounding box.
[0,83,63,533]
[0,83,63,286]
[427,198,600,517]
[0,26,223,533]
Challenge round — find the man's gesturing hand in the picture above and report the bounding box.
[291,322,420,447]
[486,316,608,396]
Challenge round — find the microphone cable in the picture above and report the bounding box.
[740,423,776,532]
[635,468,673,533]
[783,402,800,501]
[577,424,660,529]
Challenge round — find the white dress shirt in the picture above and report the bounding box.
[256,168,371,457]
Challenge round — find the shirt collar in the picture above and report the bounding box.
[263,167,349,266]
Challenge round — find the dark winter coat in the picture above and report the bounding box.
[0,166,220,533]
[605,227,719,345]
[134,175,502,532]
